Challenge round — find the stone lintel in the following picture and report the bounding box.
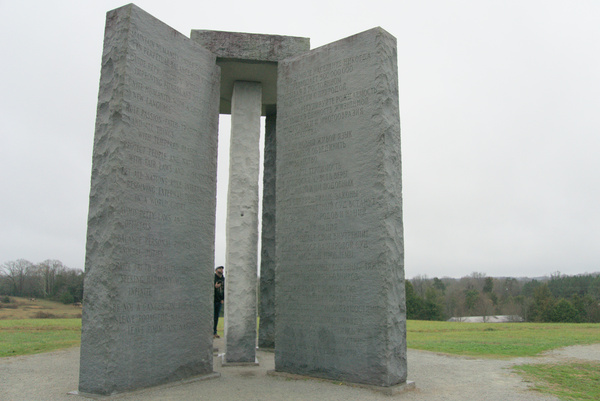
[190,30,310,115]
[190,30,310,62]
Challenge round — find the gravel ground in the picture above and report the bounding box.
[2,341,598,401]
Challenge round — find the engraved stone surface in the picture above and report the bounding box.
[258,114,276,349]
[79,4,220,395]
[224,81,262,363]
[275,27,406,387]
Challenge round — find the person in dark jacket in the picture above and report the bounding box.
[213,266,225,338]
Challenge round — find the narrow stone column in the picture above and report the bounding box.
[258,113,276,349]
[224,81,262,363]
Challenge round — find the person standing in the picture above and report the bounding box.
[213,266,225,338]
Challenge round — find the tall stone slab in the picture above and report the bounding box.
[275,28,406,387]
[259,113,277,349]
[224,81,262,363]
[79,4,220,395]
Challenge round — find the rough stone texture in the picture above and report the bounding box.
[224,81,262,363]
[190,30,310,62]
[275,28,406,387]
[258,114,277,349]
[79,4,220,395]
[190,30,310,115]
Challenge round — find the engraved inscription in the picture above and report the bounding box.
[106,22,216,336]
[277,44,384,351]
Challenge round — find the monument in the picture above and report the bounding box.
[80,3,408,395]
[78,5,220,395]
[274,28,408,388]
[190,30,310,363]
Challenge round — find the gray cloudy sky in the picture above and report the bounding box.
[1,0,598,279]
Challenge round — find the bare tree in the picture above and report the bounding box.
[1,259,34,296]
[476,296,495,320]
[411,275,429,298]
[36,259,66,297]
[470,272,487,291]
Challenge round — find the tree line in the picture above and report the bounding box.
[406,272,600,323]
[3,259,598,323]
[0,259,83,304]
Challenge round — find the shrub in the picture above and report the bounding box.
[59,292,75,305]
[549,299,581,323]
[33,311,57,319]
[1,295,10,303]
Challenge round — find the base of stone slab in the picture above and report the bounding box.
[267,370,415,395]
[68,372,221,399]
[221,354,260,367]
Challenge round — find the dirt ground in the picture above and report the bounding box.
[1,340,599,401]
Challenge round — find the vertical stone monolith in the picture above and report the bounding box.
[275,28,406,387]
[259,113,277,349]
[224,81,263,363]
[79,4,220,395]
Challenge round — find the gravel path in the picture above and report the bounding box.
[2,342,598,401]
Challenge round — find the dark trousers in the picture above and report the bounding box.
[213,302,222,335]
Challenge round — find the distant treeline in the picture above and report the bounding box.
[3,259,598,323]
[0,259,83,304]
[406,272,600,323]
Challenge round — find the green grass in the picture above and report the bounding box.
[0,319,81,357]
[406,321,600,401]
[216,316,224,337]
[1,316,224,358]
[406,320,600,358]
[514,362,600,400]
[3,318,599,360]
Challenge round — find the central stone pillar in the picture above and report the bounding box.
[225,81,262,364]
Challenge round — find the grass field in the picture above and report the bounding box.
[2,307,599,400]
[0,318,81,357]
[0,297,82,319]
[514,362,600,401]
[0,297,83,357]
[408,320,600,400]
[406,320,600,358]
[2,312,598,359]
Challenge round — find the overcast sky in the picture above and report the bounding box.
[1,1,598,279]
